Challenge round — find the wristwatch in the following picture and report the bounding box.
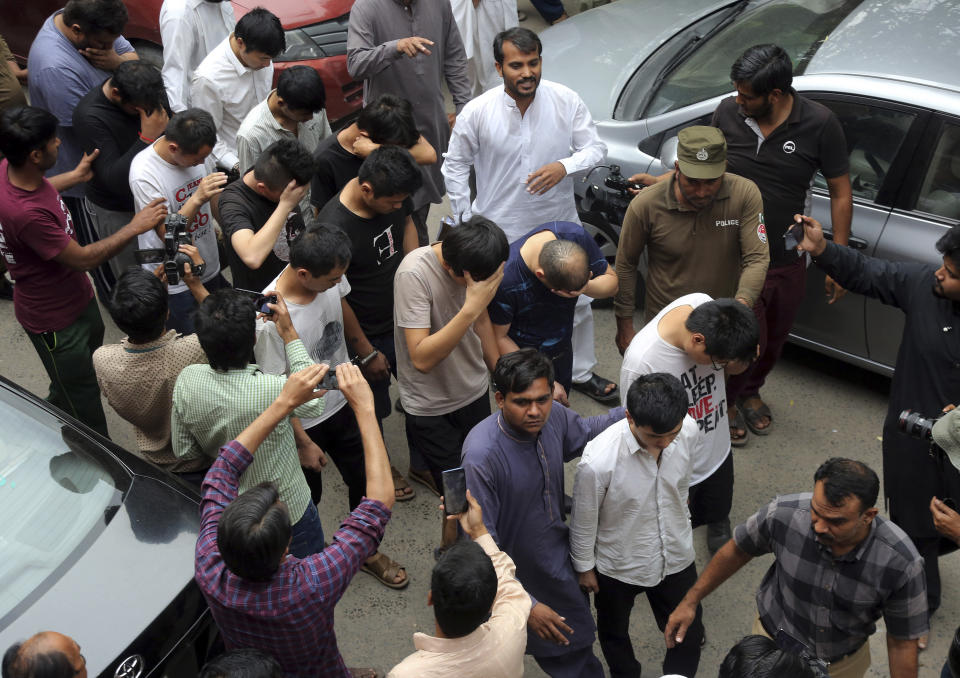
[352,349,379,367]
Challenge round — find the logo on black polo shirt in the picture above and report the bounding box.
[782,140,796,154]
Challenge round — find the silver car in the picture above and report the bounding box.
[541,0,960,375]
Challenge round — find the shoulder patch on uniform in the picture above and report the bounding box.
[757,213,767,244]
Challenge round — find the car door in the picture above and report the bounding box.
[865,114,960,368]
[791,93,925,371]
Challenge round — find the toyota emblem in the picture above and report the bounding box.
[114,655,144,678]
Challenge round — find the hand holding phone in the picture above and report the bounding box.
[441,467,468,515]
[783,218,805,253]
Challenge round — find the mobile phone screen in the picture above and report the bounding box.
[442,467,468,515]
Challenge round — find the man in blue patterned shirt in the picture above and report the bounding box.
[665,458,927,678]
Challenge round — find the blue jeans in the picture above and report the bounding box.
[289,500,325,558]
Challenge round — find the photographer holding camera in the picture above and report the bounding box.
[129,108,229,333]
[796,215,960,641]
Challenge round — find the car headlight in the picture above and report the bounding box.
[274,29,324,62]
[273,14,350,63]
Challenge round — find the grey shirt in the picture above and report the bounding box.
[347,0,470,208]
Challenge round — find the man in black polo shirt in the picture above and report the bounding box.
[310,94,435,222]
[317,145,421,500]
[73,60,170,283]
[218,138,313,292]
[711,44,852,446]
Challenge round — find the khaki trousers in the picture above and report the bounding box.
[752,614,871,678]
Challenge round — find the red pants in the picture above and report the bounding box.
[727,257,807,403]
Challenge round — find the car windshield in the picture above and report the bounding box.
[0,385,125,626]
[640,0,864,118]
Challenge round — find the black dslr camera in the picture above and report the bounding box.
[134,214,201,285]
[898,409,938,441]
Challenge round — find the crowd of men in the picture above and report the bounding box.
[2,1,960,677]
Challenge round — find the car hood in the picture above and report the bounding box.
[233,0,354,28]
[540,0,739,120]
[0,474,200,676]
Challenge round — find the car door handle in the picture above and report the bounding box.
[824,230,868,250]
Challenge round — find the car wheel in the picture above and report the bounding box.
[133,41,163,69]
[581,218,645,311]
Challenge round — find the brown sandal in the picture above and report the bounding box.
[361,551,409,589]
[408,467,441,497]
[391,465,415,501]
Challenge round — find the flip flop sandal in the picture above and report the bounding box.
[571,373,620,404]
[391,465,415,501]
[408,467,441,497]
[730,408,749,448]
[361,552,409,589]
[739,398,773,436]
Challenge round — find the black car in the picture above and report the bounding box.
[0,376,218,677]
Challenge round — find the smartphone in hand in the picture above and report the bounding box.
[442,467,468,515]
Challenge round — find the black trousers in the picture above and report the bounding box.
[303,404,366,511]
[595,565,703,678]
[404,393,490,490]
[689,449,734,528]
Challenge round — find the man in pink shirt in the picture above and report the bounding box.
[0,105,166,434]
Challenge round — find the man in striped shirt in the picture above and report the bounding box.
[172,288,329,557]
[195,361,393,678]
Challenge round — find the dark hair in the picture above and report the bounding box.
[0,106,58,167]
[813,458,880,512]
[539,238,589,291]
[356,94,420,148]
[730,44,793,96]
[358,146,422,198]
[166,108,217,154]
[719,635,817,678]
[277,65,326,112]
[199,648,283,678]
[111,60,168,114]
[442,215,509,280]
[218,482,290,581]
[253,138,317,191]
[108,268,168,343]
[431,540,498,638]
[289,223,352,277]
[626,373,688,433]
[2,640,75,678]
[493,348,555,395]
[936,224,960,262]
[234,8,286,57]
[62,0,128,35]
[685,299,758,363]
[193,289,256,371]
[493,27,542,64]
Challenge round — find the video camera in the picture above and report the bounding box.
[134,214,202,285]
[579,164,639,229]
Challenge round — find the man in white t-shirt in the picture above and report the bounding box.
[619,294,758,555]
[570,373,703,678]
[129,107,228,334]
[254,223,408,590]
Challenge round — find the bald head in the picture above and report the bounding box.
[2,631,86,678]
[537,239,590,292]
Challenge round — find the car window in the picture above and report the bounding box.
[0,386,124,625]
[810,100,916,202]
[641,0,863,119]
[916,122,960,221]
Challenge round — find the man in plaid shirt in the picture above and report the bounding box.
[665,458,926,678]
[194,361,394,678]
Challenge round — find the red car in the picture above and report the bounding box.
[2,0,363,124]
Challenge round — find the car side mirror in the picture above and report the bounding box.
[659,136,679,171]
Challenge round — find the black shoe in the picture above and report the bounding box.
[706,519,731,555]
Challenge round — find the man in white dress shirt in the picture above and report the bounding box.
[159,0,236,112]
[442,26,614,403]
[190,8,284,177]
[571,372,704,678]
